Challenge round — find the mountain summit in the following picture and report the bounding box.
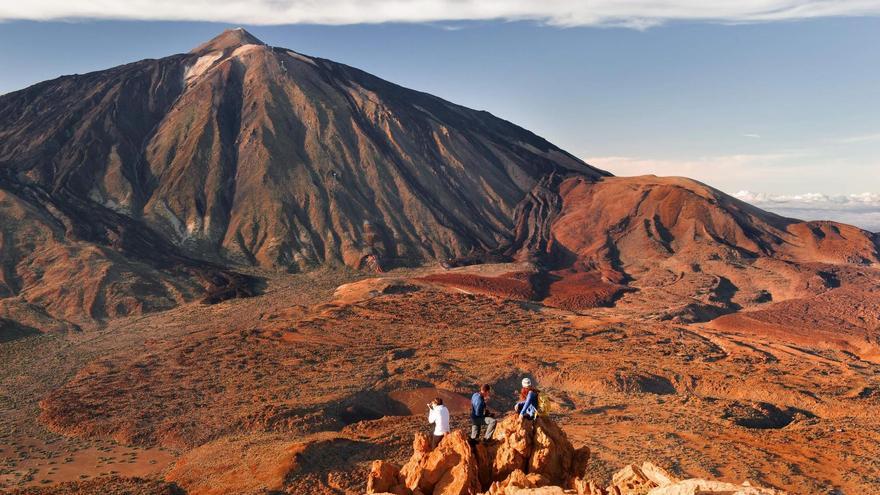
[0,30,606,327]
[190,27,266,54]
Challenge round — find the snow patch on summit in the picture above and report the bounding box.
[184,52,223,85]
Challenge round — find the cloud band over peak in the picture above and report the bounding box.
[3,1,880,27]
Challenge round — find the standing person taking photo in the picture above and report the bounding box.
[427,397,450,449]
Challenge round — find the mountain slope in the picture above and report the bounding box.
[539,176,879,320]
[0,29,606,329]
[0,29,607,272]
[427,175,880,323]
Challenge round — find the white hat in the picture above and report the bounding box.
[521,377,532,387]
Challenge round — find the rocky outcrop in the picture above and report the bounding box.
[366,414,588,495]
[481,415,590,489]
[367,430,480,495]
[602,462,678,494]
[366,418,784,495]
[367,461,409,495]
[579,462,784,495]
[646,479,784,495]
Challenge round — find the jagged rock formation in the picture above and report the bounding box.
[366,414,590,495]
[366,416,784,495]
[0,28,606,329]
[575,461,784,495]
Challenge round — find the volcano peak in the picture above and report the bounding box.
[191,28,265,54]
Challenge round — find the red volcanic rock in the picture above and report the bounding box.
[529,416,590,486]
[585,462,784,495]
[369,415,589,494]
[366,415,786,495]
[546,176,879,270]
[397,431,481,495]
[606,462,674,494]
[486,469,551,495]
[488,415,536,483]
[484,415,588,488]
[508,175,878,313]
[367,460,409,495]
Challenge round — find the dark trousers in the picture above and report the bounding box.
[470,416,497,441]
[431,434,446,449]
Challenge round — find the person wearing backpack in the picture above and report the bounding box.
[515,377,540,419]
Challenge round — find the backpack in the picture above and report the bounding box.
[537,392,551,416]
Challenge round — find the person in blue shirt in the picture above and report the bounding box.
[514,377,539,419]
[470,384,496,443]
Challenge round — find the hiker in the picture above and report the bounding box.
[470,384,497,443]
[427,397,450,449]
[515,377,540,419]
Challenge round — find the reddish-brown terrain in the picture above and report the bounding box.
[0,28,605,333]
[1,29,879,495]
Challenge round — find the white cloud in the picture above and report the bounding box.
[2,1,880,26]
[733,191,880,231]
[733,191,880,206]
[743,133,762,139]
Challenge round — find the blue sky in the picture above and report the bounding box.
[0,9,878,229]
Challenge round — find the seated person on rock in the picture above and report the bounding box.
[470,384,497,443]
[514,377,540,419]
[427,397,450,449]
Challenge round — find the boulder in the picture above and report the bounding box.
[601,463,783,495]
[398,430,481,495]
[367,460,411,495]
[488,415,535,482]
[529,416,590,486]
[486,469,549,495]
[647,479,783,495]
[610,464,652,494]
[484,414,589,487]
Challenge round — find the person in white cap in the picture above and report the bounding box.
[515,377,540,419]
[427,397,450,449]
